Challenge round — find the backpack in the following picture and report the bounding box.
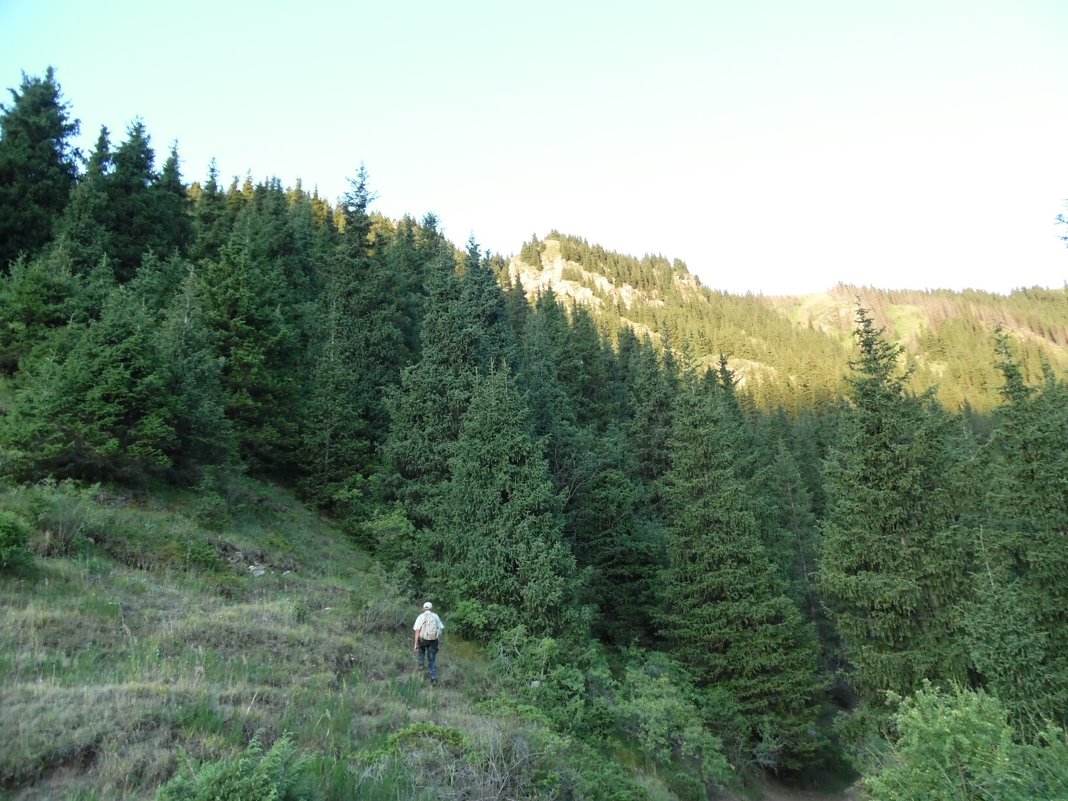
[420,613,440,641]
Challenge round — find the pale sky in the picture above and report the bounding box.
[2,0,1066,295]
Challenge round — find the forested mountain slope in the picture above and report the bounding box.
[508,234,1068,411]
[3,68,1068,801]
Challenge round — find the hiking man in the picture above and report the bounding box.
[413,601,444,685]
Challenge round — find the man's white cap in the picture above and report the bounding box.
[423,601,432,609]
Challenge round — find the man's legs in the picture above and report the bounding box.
[425,639,438,684]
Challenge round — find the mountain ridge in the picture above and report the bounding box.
[505,233,1068,410]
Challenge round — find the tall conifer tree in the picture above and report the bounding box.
[965,335,1068,725]
[107,121,160,281]
[659,370,824,769]
[383,238,519,590]
[382,253,466,532]
[53,127,113,274]
[156,267,234,477]
[0,68,79,269]
[1,286,178,482]
[384,238,514,512]
[152,143,192,258]
[189,160,229,263]
[622,333,678,508]
[458,236,515,369]
[304,172,412,513]
[435,368,580,639]
[820,307,974,707]
[197,239,301,476]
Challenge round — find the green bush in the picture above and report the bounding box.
[156,734,311,801]
[356,718,557,800]
[362,505,418,593]
[863,683,1068,801]
[22,478,97,556]
[0,508,32,572]
[159,533,222,572]
[489,629,619,739]
[617,652,731,794]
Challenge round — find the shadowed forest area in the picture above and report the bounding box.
[2,68,1068,801]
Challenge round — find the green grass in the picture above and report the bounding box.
[0,476,741,801]
[0,478,551,800]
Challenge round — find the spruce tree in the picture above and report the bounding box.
[0,68,79,269]
[435,368,580,639]
[156,267,234,479]
[382,215,428,355]
[152,143,192,258]
[52,121,189,283]
[965,335,1068,726]
[126,251,188,314]
[2,286,178,483]
[383,238,514,525]
[458,236,515,369]
[53,127,113,274]
[304,173,412,515]
[563,304,618,430]
[382,253,467,532]
[622,332,678,508]
[519,291,581,488]
[503,274,529,346]
[758,420,822,620]
[0,248,97,373]
[819,306,974,706]
[659,371,824,769]
[569,431,661,645]
[189,160,230,263]
[196,240,301,476]
[107,120,161,281]
[229,178,301,290]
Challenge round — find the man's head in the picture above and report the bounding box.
[423,601,432,610]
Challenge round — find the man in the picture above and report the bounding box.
[413,601,444,685]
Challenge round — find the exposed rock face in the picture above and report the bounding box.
[508,238,697,312]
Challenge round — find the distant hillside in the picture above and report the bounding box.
[506,233,1068,411]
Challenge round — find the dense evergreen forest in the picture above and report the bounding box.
[3,69,1068,800]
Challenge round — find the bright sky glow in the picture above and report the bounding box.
[2,0,1066,295]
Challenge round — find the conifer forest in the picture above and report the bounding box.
[2,69,1068,801]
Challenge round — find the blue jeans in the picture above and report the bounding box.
[417,637,439,682]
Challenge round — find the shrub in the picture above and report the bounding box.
[159,533,222,572]
[23,478,97,556]
[617,652,731,794]
[156,734,312,801]
[361,505,418,593]
[360,718,573,801]
[0,508,32,572]
[863,683,1068,801]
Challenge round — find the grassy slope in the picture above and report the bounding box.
[0,478,571,801]
[0,478,861,801]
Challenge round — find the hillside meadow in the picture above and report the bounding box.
[1,477,658,800]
